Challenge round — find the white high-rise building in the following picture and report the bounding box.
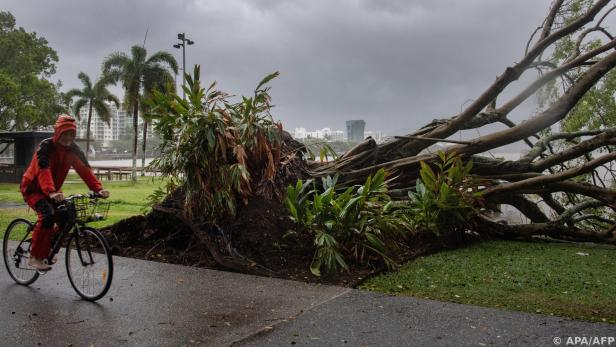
[76,102,143,146]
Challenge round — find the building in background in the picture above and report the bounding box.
[76,102,146,147]
[346,120,365,142]
[328,130,345,141]
[293,127,307,139]
[293,127,346,142]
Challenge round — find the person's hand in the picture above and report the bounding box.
[49,192,65,203]
[97,189,110,199]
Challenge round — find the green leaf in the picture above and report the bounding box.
[255,71,280,92]
[310,260,322,276]
[339,196,362,220]
[419,161,437,191]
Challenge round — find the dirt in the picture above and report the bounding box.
[100,195,451,287]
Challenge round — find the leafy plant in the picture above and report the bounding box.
[304,143,339,162]
[408,151,482,235]
[285,169,413,276]
[146,65,282,222]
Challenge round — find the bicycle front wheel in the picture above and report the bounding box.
[3,219,39,285]
[65,227,113,301]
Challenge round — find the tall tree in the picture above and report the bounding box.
[140,65,175,175]
[102,46,178,181]
[0,11,66,134]
[65,72,119,158]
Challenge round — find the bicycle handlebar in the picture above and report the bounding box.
[56,192,101,208]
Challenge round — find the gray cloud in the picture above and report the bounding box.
[5,0,553,134]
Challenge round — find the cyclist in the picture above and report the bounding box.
[20,115,110,271]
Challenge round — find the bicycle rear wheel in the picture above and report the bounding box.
[65,227,113,301]
[3,219,39,285]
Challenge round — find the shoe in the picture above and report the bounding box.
[28,256,51,271]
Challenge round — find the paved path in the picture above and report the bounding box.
[237,291,616,347]
[0,254,347,346]
[1,253,614,346]
[0,201,26,208]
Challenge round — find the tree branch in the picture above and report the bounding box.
[483,151,616,197]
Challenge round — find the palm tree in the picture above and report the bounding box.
[139,65,175,175]
[65,72,119,159]
[102,46,178,181]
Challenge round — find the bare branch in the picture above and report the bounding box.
[538,0,566,42]
[483,151,616,197]
[453,49,616,156]
[531,129,616,170]
[488,194,550,223]
[523,128,616,163]
[557,200,604,223]
[539,192,566,214]
[393,135,471,145]
[571,5,616,58]
[475,213,616,244]
[573,214,615,225]
[526,25,546,55]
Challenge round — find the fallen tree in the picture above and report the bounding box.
[106,0,616,279]
[311,0,616,244]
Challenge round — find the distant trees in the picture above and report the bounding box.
[102,46,178,180]
[0,11,66,134]
[65,72,119,158]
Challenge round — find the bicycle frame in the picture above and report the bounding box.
[11,213,95,268]
[46,222,94,267]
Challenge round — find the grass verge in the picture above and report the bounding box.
[360,240,616,324]
[0,175,166,238]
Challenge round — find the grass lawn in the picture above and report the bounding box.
[0,174,166,237]
[361,240,616,323]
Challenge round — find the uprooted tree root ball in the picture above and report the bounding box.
[102,195,459,286]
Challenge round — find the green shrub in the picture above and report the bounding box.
[146,66,282,222]
[408,151,482,235]
[285,169,413,276]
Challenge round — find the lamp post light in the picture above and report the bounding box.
[173,32,194,99]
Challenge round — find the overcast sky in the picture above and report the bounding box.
[5,0,558,135]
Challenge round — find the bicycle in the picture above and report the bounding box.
[2,193,113,301]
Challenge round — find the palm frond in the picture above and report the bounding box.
[102,52,130,75]
[105,92,120,109]
[146,51,179,74]
[72,98,89,119]
[95,73,117,89]
[77,72,92,92]
[143,64,175,95]
[92,99,113,126]
[130,45,147,65]
[64,88,85,100]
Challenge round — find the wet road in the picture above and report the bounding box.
[0,251,347,346]
[2,245,613,346]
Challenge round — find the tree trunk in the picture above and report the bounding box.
[132,102,139,182]
[141,121,147,177]
[86,101,93,160]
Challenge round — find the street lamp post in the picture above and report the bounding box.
[173,33,194,99]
